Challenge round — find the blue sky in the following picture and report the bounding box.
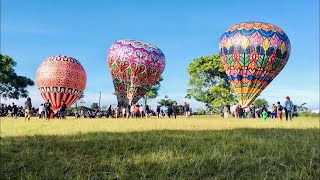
[1,0,319,110]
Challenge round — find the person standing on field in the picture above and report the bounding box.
[173,103,178,119]
[127,105,131,118]
[38,104,44,119]
[122,107,126,118]
[184,102,190,118]
[44,99,52,120]
[107,105,112,118]
[59,100,67,119]
[167,105,173,118]
[262,109,268,122]
[134,104,140,118]
[284,96,293,121]
[271,104,277,119]
[223,105,229,118]
[145,105,150,119]
[277,101,283,120]
[139,105,143,118]
[249,104,255,118]
[11,103,18,119]
[24,97,32,122]
[156,106,161,118]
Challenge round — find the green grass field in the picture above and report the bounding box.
[1,116,319,179]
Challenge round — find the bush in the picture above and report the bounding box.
[195,108,207,115]
[298,111,320,117]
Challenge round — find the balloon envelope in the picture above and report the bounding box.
[107,39,165,106]
[219,22,291,107]
[36,55,87,111]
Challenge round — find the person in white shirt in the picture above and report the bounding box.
[230,104,236,117]
[38,104,45,119]
[115,107,119,118]
[122,107,126,118]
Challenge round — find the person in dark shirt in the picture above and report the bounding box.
[173,103,178,119]
[145,105,150,119]
[238,106,243,118]
[167,105,173,118]
[59,100,67,119]
[44,99,52,120]
[156,106,161,118]
[107,105,112,118]
[11,103,18,119]
[24,97,32,122]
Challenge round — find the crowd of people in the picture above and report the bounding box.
[1,102,26,118]
[0,98,68,121]
[221,96,297,121]
[73,102,192,119]
[1,98,194,121]
[1,96,299,122]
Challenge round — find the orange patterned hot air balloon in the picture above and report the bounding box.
[219,22,291,107]
[36,55,87,111]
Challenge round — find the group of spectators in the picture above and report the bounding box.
[0,98,68,121]
[1,103,25,118]
[76,102,192,119]
[222,96,296,121]
[37,99,67,120]
[1,95,299,122]
[1,98,197,120]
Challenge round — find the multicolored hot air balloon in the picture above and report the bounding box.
[36,55,87,111]
[219,22,291,107]
[107,39,165,107]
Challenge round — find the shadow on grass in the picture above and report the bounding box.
[1,129,319,179]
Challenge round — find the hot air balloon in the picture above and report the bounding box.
[107,39,165,107]
[36,55,87,111]
[219,22,291,107]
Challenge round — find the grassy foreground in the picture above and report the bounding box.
[1,116,319,179]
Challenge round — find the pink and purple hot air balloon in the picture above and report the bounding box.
[107,39,165,107]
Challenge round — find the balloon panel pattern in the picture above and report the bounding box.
[108,40,165,106]
[219,22,290,107]
[36,55,87,111]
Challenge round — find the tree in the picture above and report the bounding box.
[178,105,184,115]
[195,108,206,115]
[253,98,269,108]
[0,54,34,100]
[158,95,176,107]
[91,103,99,110]
[69,105,89,112]
[186,54,236,109]
[142,76,163,106]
